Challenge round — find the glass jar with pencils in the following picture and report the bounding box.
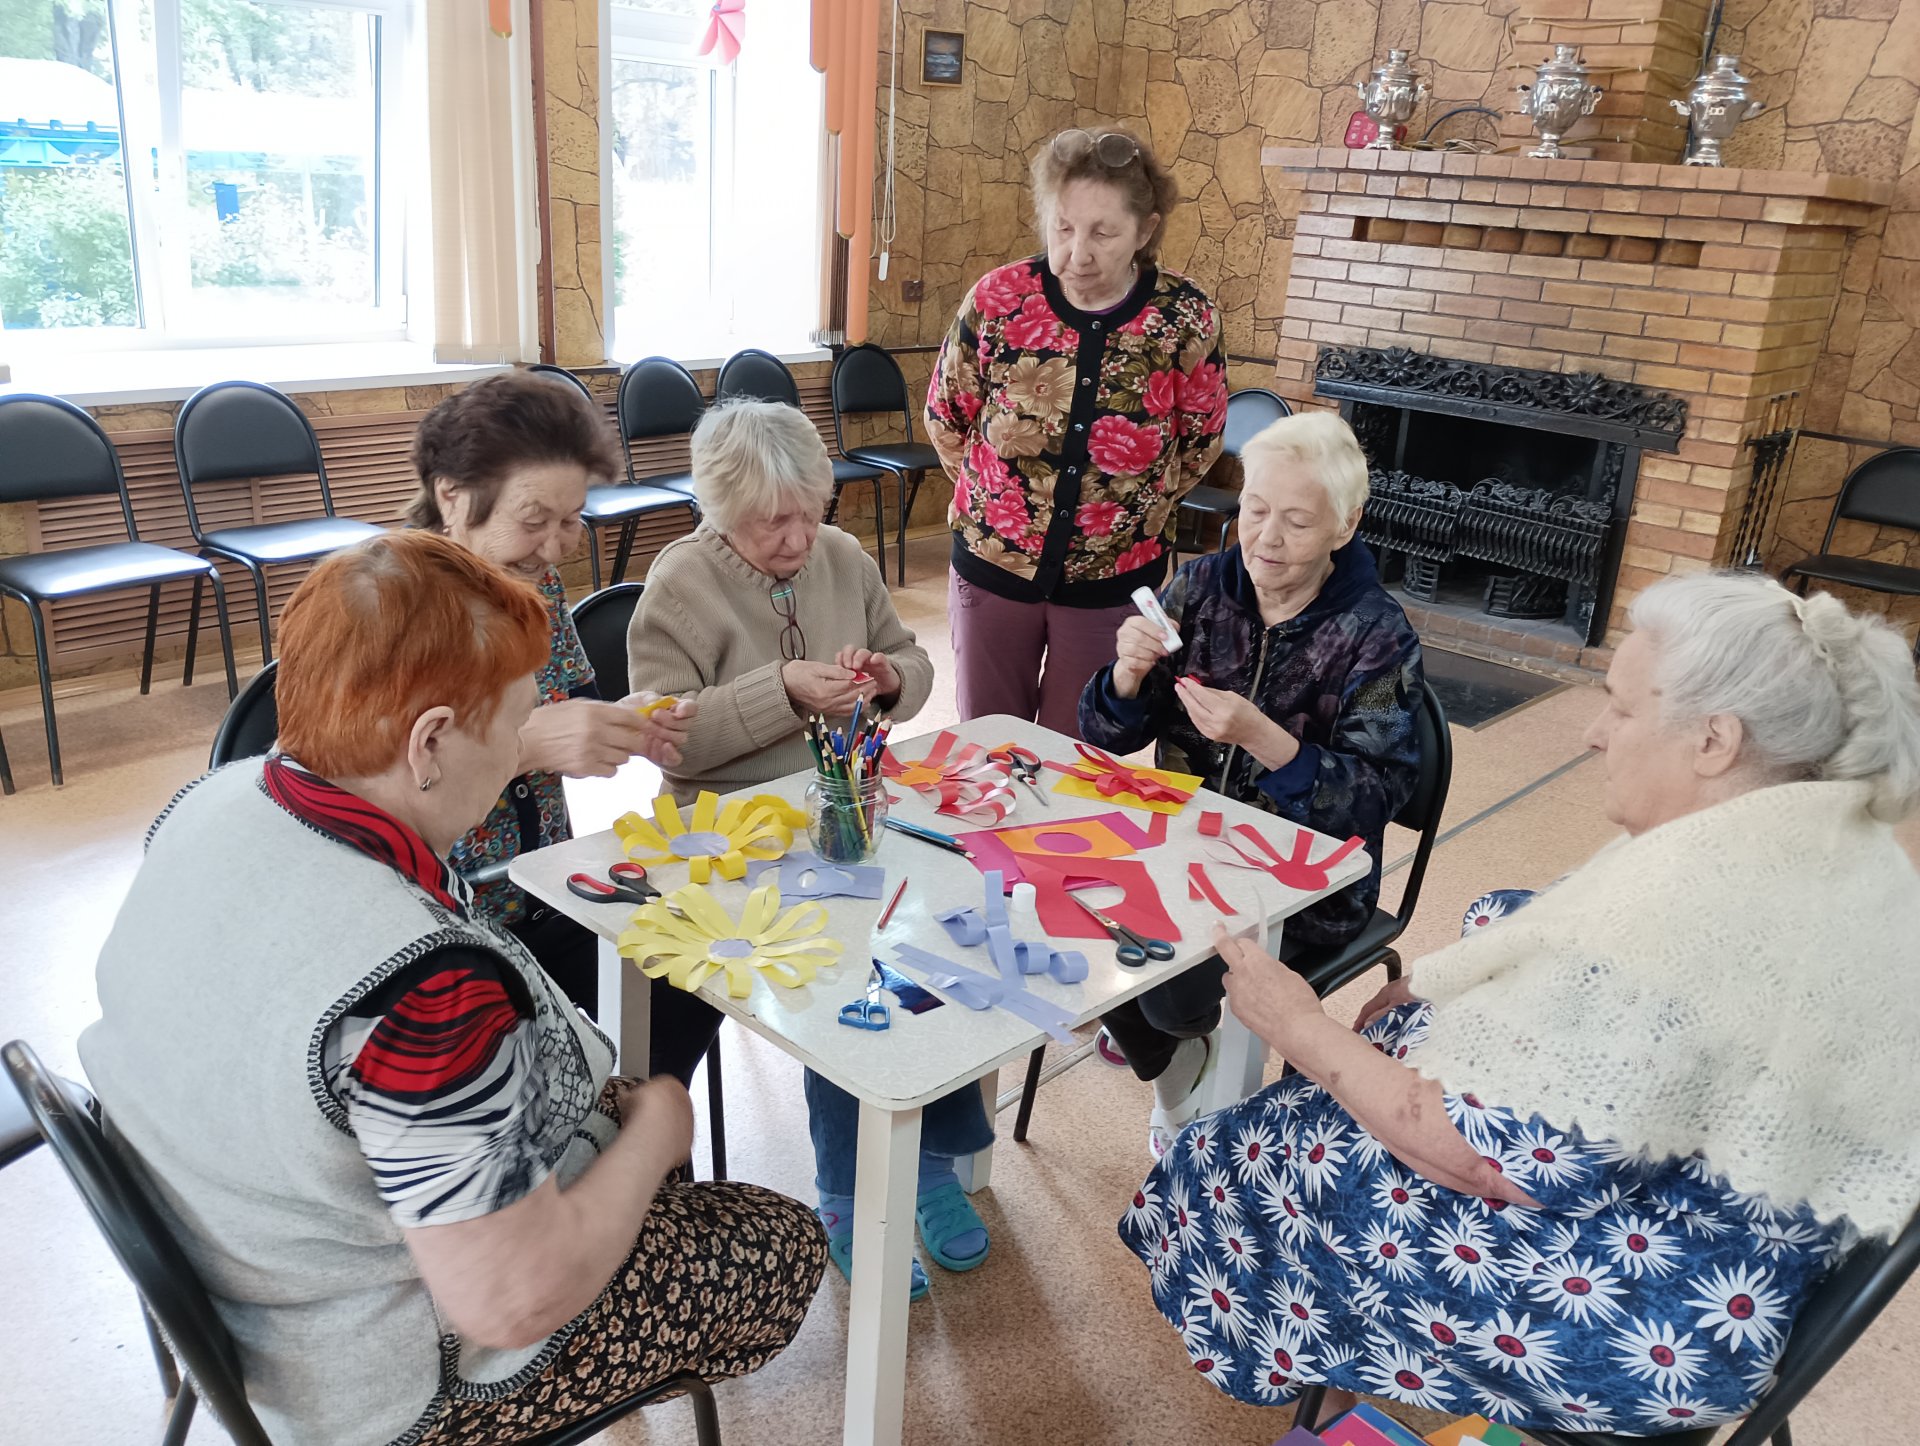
[804,772,889,865]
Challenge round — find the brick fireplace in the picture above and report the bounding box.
[1261,146,1892,668]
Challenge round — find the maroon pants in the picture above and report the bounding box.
[948,568,1136,738]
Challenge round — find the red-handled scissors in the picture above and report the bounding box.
[566,862,658,906]
[989,745,1049,808]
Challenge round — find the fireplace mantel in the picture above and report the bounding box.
[1258,144,1890,645]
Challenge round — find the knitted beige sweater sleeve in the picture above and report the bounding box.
[625,524,932,797]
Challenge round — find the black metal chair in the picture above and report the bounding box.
[207,660,281,770]
[530,364,697,591]
[1781,446,1920,660]
[0,394,241,788]
[173,381,383,668]
[5,1039,722,1446]
[572,581,730,1181]
[1010,678,1451,1144]
[832,343,942,585]
[715,348,890,576]
[1172,388,1293,566]
[1291,1205,1920,1446]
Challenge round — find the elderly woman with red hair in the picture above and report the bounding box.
[80,532,824,1446]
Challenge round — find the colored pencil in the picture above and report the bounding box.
[877,877,908,930]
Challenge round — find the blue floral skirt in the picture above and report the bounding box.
[1118,894,1847,1435]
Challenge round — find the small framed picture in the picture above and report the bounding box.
[922,29,964,86]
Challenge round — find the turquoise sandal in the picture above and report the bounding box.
[915,1182,991,1273]
[821,1210,930,1301]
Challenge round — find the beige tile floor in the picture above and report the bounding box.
[3,535,1917,1445]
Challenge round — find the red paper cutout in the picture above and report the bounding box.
[1221,822,1367,893]
[1187,862,1236,913]
[1198,810,1223,838]
[1021,855,1183,943]
[1043,743,1196,806]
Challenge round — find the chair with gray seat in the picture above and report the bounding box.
[832,343,943,585]
[0,393,240,787]
[4,1038,723,1446]
[1171,387,1293,566]
[715,348,890,576]
[529,364,696,589]
[1780,446,1920,660]
[173,381,384,667]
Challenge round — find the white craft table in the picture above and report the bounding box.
[509,713,1370,1446]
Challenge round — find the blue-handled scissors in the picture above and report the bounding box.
[838,969,891,1032]
[1067,894,1175,968]
[566,861,658,906]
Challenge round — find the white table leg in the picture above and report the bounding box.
[598,933,651,1077]
[843,1102,922,1446]
[954,1069,997,1194]
[1202,916,1283,1112]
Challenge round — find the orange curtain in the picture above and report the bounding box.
[811,0,880,344]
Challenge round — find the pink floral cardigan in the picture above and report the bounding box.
[924,255,1228,608]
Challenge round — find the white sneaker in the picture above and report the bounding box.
[1146,1033,1217,1161]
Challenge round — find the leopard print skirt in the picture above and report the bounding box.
[405,1109,826,1443]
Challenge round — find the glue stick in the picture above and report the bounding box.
[1131,586,1181,653]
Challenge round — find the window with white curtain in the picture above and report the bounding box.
[606,0,823,361]
[0,0,416,347]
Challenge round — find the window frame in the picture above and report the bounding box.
[4,0,418,355]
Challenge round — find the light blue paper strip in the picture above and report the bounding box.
[893,945,1079,1044]
[745,852,886,899]
[935,868,1088,984]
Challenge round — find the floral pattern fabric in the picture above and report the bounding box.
[926,256,1228,606]
[1119,894,1848,1436]
[448,567,592,926]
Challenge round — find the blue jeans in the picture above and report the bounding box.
[804,1069,995,1197]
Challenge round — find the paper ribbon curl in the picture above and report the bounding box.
[745,851,885,900]
[935,870,1089,985]
[617,883,841,998]
[614,791,805,883]
[881,729,1017,824]
[696,0,744,64]
[1046,744,1198,814]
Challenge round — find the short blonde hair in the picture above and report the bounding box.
[690,400,834,534]
[1238,411,1371,521]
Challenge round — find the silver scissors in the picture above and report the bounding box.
[1067,895,1175,968]
[990,745,1050,809]
[838,969,891,1031]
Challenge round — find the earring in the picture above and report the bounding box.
[419,778,434,792]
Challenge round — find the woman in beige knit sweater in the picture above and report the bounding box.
[627,400,995,1304]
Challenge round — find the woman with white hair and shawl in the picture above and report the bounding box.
[1079,411,1425,1158]
[627,400,995,1305]
[1122,570,1920,1435]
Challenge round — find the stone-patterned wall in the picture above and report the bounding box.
[541,0,607,367]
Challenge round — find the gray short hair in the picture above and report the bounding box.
[690,400,833,534]
[1630,571,1920,822]
[1238,411,1370,522]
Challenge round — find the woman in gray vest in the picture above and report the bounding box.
[80,531,826,1446]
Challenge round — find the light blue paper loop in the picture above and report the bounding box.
[938,870,1087,983]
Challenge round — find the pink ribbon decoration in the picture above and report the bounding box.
[882,730,1016,825]
[1209,822,1367,894]
[697,0,745,63]
[1044,744,1196,806]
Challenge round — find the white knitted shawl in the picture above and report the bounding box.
[1406,779,1920,1238]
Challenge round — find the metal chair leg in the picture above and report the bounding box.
[25,600,62,787]
[705,1032,727,1181]
[1383,948,1402,983]
[182,572,204,687]
[143,1306,180,1399]
[1291,1383,1330,1433]
[870,477,887,581]
[159,1381,198,1446]
[1773,1419,1793,1446]
[686,1375,721,1446]
[0,722,13,795]
[588,522,605,591]
[898,470,925,586]
[1012,1045,1045,1143]
[246,564,274,665]
[139,586,160,695]
[611,518,639,586]
[207,573,240,701]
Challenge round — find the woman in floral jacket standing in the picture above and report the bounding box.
[925,127,1228,734]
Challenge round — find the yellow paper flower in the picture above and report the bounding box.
[616,883,843,998]
[614,791,805,883]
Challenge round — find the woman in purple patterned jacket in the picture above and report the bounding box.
[925,127,1228,736]
[1079,411,1425,1158]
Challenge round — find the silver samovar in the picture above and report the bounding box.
[1515,44,1603,159]
[1354,49,1428,151]
[1669,54,1764,166]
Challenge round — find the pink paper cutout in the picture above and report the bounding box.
[696,0,744,64]
[1221,822,1367,893]
[1187,862,1236,913]
[1198,809,1223,838]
